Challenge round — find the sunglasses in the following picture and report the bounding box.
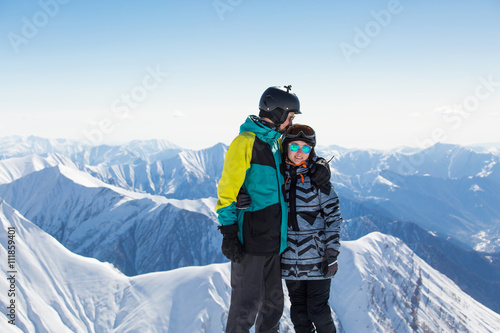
[289,143,312,154]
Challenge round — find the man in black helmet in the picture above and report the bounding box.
[258,85,301,132]
[215,86,331,332]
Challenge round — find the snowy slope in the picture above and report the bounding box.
[83,142,227,199]
[340,213,500,314]
[2,201,500,332]
[332,233,500,332]
[0,165,224,276]
[1,136,500,321]
[0,136,181,166]
[76,140,500,251]
[0,200,236,332]
[0,136,86,160]
[353,169,500,251]
[72,139,182,166]
[318,143,500,252]
[0,136,225,200]
[0,153,77,185]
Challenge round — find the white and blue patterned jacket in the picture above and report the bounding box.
[281,157,343,280]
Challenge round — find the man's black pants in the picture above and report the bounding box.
[285,279,336,333]
[225,254,284,333]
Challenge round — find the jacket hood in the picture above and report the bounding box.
[240,115,281,143]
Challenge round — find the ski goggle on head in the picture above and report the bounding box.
[289,143,312,154]
[285,124,315,141]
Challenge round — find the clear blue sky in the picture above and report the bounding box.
[1,0,499,150]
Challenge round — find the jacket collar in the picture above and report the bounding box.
[285,158,310,176]
[240,115,281,143]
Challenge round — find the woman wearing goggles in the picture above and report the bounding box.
[282,124,316,165]
[281,124,343,333]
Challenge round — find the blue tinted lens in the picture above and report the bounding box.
[289,144,311,153]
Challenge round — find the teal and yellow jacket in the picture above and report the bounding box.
[215,116,288,255]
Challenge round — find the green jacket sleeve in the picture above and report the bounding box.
[215,132,254,226]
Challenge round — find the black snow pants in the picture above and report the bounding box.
[225,254,284,333]
[285,279,336,333]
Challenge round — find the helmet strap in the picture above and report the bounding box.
[257,117,278,131]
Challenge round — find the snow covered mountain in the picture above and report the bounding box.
[0,153,80,186]
[0,136,225,200]
[3,137,498,253]
[340,213,500,314]
[1,135,500,326]
[0,136,87,160]
[319,142,500,252]
[7,137,495,255]
[0,200,238,332]
[0,164,224,276]
[0,136,181,165]
[83,142,227,199]
[2,200,500,333]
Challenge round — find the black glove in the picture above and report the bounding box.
[236,189,251,209]
[218,224,244,263]
[321,248,339,278]
[309,157,331,190]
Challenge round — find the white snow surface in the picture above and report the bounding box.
[1,201,500,333]
[0,154,77,185]
[0,163,223,276]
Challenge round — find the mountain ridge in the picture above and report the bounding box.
[2,200,500,332]
[0,165,223,276]
[1,135,500,324]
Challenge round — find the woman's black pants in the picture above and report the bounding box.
[285,279,336,333]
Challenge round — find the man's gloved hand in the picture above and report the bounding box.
[309,157,331,190]
[218,224,244,263]
[321,248,339,278]
[236,189,251,209]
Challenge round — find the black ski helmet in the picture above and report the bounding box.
[258,85,301,126]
